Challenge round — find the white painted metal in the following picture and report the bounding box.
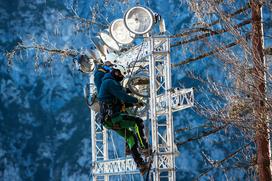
[91,36,194,181]
[156,88,194,115]
[90,74,109,181]
[113,38,167,72]
[149,36,176,180]
[93,157,138,175]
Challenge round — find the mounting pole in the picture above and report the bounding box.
[149,36,176,181]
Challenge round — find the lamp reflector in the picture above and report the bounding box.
[110,19,135,44]
[99,30,120,51]
[124,6,154,35]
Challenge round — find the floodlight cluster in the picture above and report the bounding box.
[78,6,164,73]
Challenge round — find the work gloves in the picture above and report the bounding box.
[135,100,144,107]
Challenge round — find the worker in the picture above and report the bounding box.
[97,64,151,175]
[94,61,113,94]
[94,61,136,156]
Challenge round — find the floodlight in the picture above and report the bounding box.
[77,54,95,73]
[127,72,150,97]
[124,6,154,35]
[98,30,120,51]
[91,36,108,57]
[89,49,106,63]
[88,49,99,60]
[110,19,135,44]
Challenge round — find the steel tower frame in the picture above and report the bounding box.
[90,36,194,181]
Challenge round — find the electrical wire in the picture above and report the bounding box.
[127,41,145,81]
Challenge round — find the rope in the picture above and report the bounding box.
[124,129,128,177]
[109,131,119,159]
[127,42,145,82]
[110,131,124,181]
[135,124,144,148]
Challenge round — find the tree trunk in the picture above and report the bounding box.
[251,1,271,180]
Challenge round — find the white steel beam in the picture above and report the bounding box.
[91,36,194,181]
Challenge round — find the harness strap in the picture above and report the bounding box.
[99,101,115,125]
[121,103,126,112]
[98,68,107,73]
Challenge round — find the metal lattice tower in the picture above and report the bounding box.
[90,36,194,180]
[149,36,175,180]
[90,74,109,181]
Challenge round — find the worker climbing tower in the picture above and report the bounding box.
[86,6,194,181]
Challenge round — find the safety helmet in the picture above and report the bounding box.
[112,64,127,76]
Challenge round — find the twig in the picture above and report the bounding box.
[194,142,252,180]
[170,3,250,38]
[172,39,241,67]
[171,19,251,47]
[176,124,229,146]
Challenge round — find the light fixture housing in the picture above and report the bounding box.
[105,52,119,64]
[98,30,120,52]
[110,19,135,44]
[77,54,95,73]
[89,49,105,63]
[91,36,108,57]
[124,6,154,35]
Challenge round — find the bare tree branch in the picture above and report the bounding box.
[171,19,251,47]
[172,39,241,67]
[61,15,107,28]
[6,42,79,67]
[176,124,229,146]
[175,124,211,133]
[194,142,252,181]
[264,47,272,55]
[170,3,251,39]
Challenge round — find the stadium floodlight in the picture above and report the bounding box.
[110,19,135,44]
[77,54,96,73]
[127,71,150,97]
[124,6,154,35]
[98,30,120,52]
[89,49,106,63]
[91,36,108,57]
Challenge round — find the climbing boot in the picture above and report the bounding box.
[140,147,152,158]
[138,162,149,175]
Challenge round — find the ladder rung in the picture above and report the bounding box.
[152,51,169,54]
[158,124,167,126]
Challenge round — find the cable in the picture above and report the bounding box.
[109,131,119,159]
[127,41,145,81]
[109,131,123,181]
[124,129,127,176]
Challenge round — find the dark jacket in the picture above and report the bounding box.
[98,73,138,113]
[94,65,108,93]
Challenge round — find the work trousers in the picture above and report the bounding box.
[103,113,149,166]
[104,113,148,149]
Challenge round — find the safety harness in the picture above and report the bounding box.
[97,100,123,130]
[97,68,107,73]
[97,101,113,126]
